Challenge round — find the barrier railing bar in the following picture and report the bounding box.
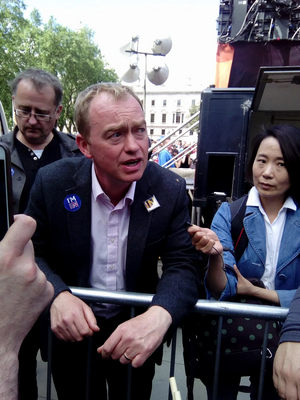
[51,288,289,400]
[71,287,154,308]
[70,288,289,321]
[193,299,288,320]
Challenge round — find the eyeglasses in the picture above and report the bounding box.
[14,109,56,122]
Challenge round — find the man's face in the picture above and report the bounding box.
[77,92,149,201]
[13,79,62,146]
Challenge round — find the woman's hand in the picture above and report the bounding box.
[188,225,223,255]
[234,265,280,304]
[234,265,257,296]
[187,225,227,298]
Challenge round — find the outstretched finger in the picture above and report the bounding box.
[1,215,36,257]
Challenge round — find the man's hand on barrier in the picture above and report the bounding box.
[273,341,300,400]
[50,291,99,342]
[97,305,172,368]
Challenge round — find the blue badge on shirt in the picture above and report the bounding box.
[64,194,82,212]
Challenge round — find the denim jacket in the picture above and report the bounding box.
[206,201,300,308]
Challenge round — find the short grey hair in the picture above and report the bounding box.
[10,68,63,107]
[74,82,143,139]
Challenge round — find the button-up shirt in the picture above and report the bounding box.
[247,186,296,290]
[89,163,136,317]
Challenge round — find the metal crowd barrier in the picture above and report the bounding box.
[43,288,289,400]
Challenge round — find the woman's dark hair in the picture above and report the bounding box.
[246,124,300,202]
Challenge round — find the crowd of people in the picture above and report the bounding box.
[1,67,300,400]
[151,137,196,168]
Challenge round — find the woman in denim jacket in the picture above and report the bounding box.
[188,124,300,399]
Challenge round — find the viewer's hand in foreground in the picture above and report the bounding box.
[98,306,172,368]
[50,291,99,342]
[0,214,54,352]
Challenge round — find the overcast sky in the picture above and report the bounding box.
[23,0,220,89]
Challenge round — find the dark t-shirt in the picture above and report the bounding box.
[16,134,61,213]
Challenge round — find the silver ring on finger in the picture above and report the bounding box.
[123,352,132,362]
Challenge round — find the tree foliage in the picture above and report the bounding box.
[0,1,119,131]
[0,0,28,122]
[187,104,200,133]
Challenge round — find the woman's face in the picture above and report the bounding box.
[252,136,291,204]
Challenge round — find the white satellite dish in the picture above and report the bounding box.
[121,64,140,83]
[152,36,172,56]
[147,64,169,85]
[120,42,134,57]
[120,36,139,57]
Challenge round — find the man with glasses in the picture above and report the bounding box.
[0,68,82,214]
[0,68,82,400]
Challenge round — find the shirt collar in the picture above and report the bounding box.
[247,186,296,211]
[91,162,136,205]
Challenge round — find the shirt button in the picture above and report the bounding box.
[109,265,114,270]
[279,274,287,280]
[110,238,115,243]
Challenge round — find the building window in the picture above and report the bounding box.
[163,99,167,106]
[192,99,196,106]
[176,112,181,123]
[161,129,165,135]
[181,113,184,123]
[177,99,181,106]
[151,99,155,106]
[173,114,175,124]
[162,114,166,123]
[150,129,154,135]
[150,114,155,123]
